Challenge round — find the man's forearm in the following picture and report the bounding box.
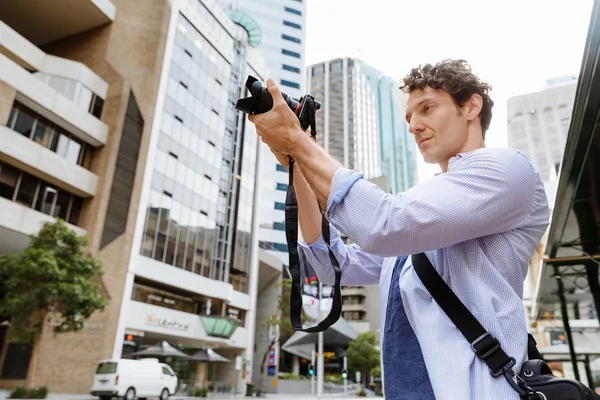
[289,132,342,209]
[293,166,323,244]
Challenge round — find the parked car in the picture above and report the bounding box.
[90,358,177,400]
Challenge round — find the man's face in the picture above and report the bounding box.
[405,87,469,166]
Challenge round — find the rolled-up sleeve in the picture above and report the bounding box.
[297,168,383,286]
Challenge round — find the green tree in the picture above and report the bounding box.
[0,219,108,386]
[346,331,380,388]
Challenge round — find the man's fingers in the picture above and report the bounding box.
[266,78,285,106]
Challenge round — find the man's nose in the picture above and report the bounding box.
[408,117,425,135]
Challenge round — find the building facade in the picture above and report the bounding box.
[215,0,307,390]
[218,0,307,266]
[0,0,273,395]
[307,58,418,193]
[507,77,577,182]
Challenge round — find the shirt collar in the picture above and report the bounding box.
[436,149,480,175]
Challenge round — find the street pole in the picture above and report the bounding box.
[311,349,315,396]
[317,281,324,399]
[343,355,348,394]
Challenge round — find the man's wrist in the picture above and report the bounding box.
[288,129,313,162]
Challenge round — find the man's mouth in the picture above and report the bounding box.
[418,137,432,147]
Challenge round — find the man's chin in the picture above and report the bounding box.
[420,152,439,165]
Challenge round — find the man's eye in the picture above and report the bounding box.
[424,105,432,112]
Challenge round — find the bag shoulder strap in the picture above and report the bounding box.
[411,253,541,399]
[411,252,515,376]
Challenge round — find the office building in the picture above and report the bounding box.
[216,0,307,389]
[307,57,418,333]
[507,76,577,182]
[0,0,276,395]
[218,0,307,266]
[308,58,418,194]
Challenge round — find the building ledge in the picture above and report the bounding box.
[0,21,108,98]
[0,53,108,146]
[0,126,98,197]
[0,196,86,255]
[0,0,115,47]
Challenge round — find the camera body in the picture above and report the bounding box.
[235,76,321,131]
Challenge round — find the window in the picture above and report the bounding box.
[273,222,286,231]
[0,343,32,379]
[96,362,117,374]
[281,80,300,89]
[283,20,302,30]
[274,201,285,210]
[282,49,301,59]
[131,282,194,313]
[276,182,289,191]
[273,242,288,252]
[282,34,301,43]
[284,6,302,15]
[282,64,301,74]
[15,174,38,207]
[7,103,93,169]
[89,95,104,119]
[0,162,84,225]
[0,163,19,200]
[276,163,288,172]
[10,107,35,138]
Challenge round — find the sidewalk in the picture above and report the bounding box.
[0,393,375,400]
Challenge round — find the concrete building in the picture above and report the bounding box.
[507,77,577,182]
[0,0,276,395]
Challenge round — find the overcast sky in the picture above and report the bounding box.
[304,0,594,182]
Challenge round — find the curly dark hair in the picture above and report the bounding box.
[399,59,494,138]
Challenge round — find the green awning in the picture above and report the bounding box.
[226,9,262,47]
[200,315,239,339]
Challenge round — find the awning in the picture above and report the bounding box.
[281,304,358,356]
[535,0,600,322]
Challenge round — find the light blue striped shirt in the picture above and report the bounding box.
[298,147,549,399]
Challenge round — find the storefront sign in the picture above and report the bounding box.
[146,313,190,331]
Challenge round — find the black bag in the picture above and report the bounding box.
[412,252,600,400]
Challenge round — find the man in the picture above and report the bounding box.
[248,59,549,399]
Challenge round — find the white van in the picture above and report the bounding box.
[90,358,177,400]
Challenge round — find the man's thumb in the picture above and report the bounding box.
[266,78,284,104]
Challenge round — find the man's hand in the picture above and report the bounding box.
[271,149,291,170]
[248,79,304,155]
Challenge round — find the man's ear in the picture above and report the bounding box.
[465,93,483,122]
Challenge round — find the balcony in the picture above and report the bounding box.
[341,303,367,313]
[0,0,115,46]
[136,255,235,304]
[0,196,85,255]
[0,126,98,197]
[341,287,366,297]
[0,53,108,146]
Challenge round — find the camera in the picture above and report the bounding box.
[235,75,321,132]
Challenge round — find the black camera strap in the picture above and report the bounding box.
[411,253,539,399]
[284,97,343,333]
